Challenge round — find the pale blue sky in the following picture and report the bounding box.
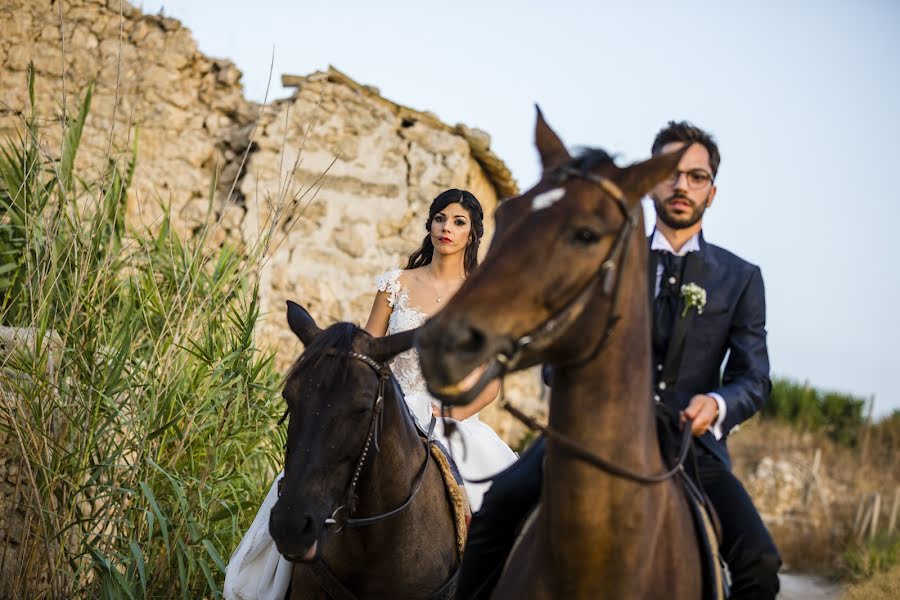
[141,0,900,417]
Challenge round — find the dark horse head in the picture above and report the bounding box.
[416,108,687,403]
[269,301,416,562]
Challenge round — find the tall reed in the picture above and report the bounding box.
[0,65,294,598]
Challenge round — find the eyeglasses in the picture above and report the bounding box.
[667,169,714,190]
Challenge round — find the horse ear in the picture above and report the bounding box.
[286,300,322,345]
[617,144,690,202]
[366,328,416,364]
[534,105,571,174]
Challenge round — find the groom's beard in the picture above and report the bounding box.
[652,191,709,230]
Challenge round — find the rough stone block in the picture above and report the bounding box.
[5,44,34,71]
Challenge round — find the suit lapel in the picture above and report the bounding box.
[647,241,658,307]
[660,236,712,384]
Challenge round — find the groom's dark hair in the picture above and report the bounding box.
[651,121,721,177]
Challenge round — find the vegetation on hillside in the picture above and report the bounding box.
[734,378,900,582]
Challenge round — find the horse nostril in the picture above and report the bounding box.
[452,325,485,354]
[300,515,315,537]
[270,504,317,543]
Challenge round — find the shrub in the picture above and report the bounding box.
[842,532,900,581]
[762,377,866,447]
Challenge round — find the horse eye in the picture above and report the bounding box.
[351,405,370,420]
[572,227,600,245]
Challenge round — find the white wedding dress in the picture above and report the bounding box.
[376,268,517,512]
[223,268,517,600]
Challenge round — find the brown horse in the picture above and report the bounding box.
[271,301,460,599]
[416,111,704,599]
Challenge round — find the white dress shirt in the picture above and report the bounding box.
[650,229,727,440]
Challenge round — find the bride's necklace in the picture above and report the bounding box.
[425,266,463,303]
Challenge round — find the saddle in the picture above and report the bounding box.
[409,406,472,554]
[429,436,472,557]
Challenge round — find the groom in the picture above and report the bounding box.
[455,122,781,600]
[645,121,780,599]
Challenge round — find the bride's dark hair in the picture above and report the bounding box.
[405,189,484,277]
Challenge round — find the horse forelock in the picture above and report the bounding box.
[566,148,619,179]
[285,322,359,395]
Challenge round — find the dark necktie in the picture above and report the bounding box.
[652,251,685,361]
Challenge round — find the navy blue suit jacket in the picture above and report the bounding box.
[649,233,771,469]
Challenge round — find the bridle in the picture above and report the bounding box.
[459,164,694,485]
[278,348,435,532]
[499,165,640,373]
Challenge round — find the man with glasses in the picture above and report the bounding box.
[648,121,781,599]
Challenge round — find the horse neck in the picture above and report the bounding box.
[359,386,428,513]
[323,385,458,596]
[548,236,658,472]
[328,384,432,562]
[542,236,668,581]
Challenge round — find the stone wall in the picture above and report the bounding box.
[0,0,545,445]
[243,68,543,443]
[0,0,258,242]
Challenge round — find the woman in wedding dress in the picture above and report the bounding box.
[364,188,517,512]
[224,189,515,600]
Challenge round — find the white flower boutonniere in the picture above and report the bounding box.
[680,283,707,317]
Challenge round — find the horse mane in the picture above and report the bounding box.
[286,322,359,393]
[568,147,618,176]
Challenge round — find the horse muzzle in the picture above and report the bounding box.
[282,540,318,563]
[416,317,514,406]
[269,503,320,562]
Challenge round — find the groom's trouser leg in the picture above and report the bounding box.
[456,436,545,600]
[697,451,781,600]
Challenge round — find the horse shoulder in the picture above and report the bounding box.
[289,564,332,600]
[492,513,553,599]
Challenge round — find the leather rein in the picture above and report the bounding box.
[279,349,436,532]
[469,166,693,485]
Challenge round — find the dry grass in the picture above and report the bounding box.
[731,419,898,492]
[842,564,900,599]
[729,419,899,576]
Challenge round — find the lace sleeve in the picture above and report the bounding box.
[375,268,403,308]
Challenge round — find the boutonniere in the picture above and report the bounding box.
[680,283,707,317]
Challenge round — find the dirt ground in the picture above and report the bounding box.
[778,572,843,600]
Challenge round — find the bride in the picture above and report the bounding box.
[364,188,517,512]
[224,189,515,600]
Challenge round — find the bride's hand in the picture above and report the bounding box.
[434,404,461,420]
